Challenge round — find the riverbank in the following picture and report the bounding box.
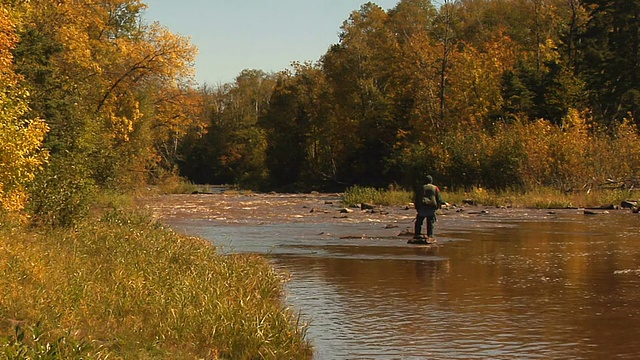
[138,188,640,226]
[138,190,589,247]
[341,185,640,210]
[0,208,311,359]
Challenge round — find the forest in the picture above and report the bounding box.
[0,0,637,356]
[2,0,640,225]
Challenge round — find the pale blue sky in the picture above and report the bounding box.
[142,0,400,85]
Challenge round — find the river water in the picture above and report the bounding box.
[140,193,640,359]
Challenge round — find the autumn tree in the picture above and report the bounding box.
[322,3,399,186]
[0,6,49,215]
[151,85,207,178]
[52,0,639,195]
[386,0,440,137]
[431,0,462,125]
[7,0,196,225]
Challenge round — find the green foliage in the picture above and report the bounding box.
[500,43,586,125]
[481,125,526,190]
[4,0,198,218]
[321,3,399,186]
[387,141,438,190]
[259,65,341,190]
[155,175,199,194]
[179,70,273,190]
[1,323,90,360]
[260,74,307,188]
[27,157,96,228]
[437,129,485,189]
[580,0,640,124]
[12,24,79,156]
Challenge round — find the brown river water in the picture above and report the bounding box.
[139,192,640,359]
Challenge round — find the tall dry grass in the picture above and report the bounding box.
[341,186,413,207]
[0,209,311,359]
[343,184,638,209]
[405,111,640,193]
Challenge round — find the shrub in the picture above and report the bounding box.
[342,186,412,207]
[27,157,96,227]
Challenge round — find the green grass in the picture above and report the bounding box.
[0,209,311,359]
[341,186,413,207]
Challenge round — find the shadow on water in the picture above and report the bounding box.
[143,194,640,359]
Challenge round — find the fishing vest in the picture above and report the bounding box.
[421,183,438,208]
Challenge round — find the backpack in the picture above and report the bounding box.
[422,194,437,207]
[421,184,438,207]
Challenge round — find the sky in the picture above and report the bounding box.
[142,0,400,85]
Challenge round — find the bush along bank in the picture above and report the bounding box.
[342,185,640,211]
[0,209,311,359]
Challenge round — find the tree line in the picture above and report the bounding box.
[180,0,640,192]
[1,0,639,226]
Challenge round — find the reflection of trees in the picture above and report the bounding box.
[439,214,640,354]
[285,252,451,307]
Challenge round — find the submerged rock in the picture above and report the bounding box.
[397,228,413,236]
[361,203,375,210]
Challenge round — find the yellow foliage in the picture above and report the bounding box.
[0,10,49,214]
[0,8,18,75]
[105,92,142,141]
[452,34,518,125]
[428,107,639,192]
[8,0,198,191]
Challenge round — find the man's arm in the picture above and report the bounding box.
[436,187,449,207]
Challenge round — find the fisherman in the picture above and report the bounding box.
[411,175,446,244]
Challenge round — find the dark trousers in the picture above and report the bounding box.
[415,214,436,238]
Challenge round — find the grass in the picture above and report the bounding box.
[342,185,639,209]
[155,175,200,194]
[0,208,311,359]
[341,186,413,207]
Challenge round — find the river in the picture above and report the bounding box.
[139,192,640,359]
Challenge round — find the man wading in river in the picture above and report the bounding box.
[411,175,446,244]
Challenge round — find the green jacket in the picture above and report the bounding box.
[414,183,444,217]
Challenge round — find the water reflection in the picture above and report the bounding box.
[161,201,640,359]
